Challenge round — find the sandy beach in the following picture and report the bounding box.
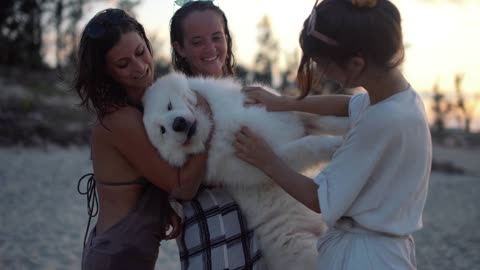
[0,143,478,270]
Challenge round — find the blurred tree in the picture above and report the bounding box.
[47,0,86,69]
[0,0,44,69]
[252,16,279,86]
[278,49,299,95]
[147,32,172,77]
[118,0,141,15]
[48,0,141,69]
[431,81,452,134]
[234,64,250,84]
[453,73,478,134]
[0,0,143,71]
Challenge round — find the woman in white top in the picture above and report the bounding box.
[233,0,432,269]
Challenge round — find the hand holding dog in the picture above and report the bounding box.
[234,126,282,176]
[163,211,182,240]
[242,86,290,112]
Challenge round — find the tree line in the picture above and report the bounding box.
[0,0,142,70]
[0,0,299,91]
[431,74,479,135]
[1,0,477,135]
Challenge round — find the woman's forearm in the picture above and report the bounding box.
[171,151,207,200]
[281,95,350,116]
[264,158,321,213]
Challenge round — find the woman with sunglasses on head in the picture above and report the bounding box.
[169,2,266,270]
[234,0,431,269]
[75,8,215,270]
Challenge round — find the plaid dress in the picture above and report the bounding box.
[177,187,265,270]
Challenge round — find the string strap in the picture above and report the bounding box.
[77,173,99,247]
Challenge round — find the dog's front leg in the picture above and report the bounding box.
[276,135,343,172]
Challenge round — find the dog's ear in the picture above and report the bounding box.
[183,87,197,107]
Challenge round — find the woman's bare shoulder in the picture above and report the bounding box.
[91,106,146,149]
[91,106,178,192]
[100,106,143,129]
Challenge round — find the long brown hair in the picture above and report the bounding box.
[297,0,404,98]
[170,1,235,77]
[73,8,153,119]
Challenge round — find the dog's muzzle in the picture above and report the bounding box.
[172,117,189,132]
[172,117,197,143]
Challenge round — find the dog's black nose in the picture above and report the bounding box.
[172,117,188,132]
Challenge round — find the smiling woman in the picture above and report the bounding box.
[171,9,227,77]
[170,1,235,78]
[105,31,154,102]
[73,8,217,270]
[168,2,266,270]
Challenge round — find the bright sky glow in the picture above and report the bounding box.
[79,0,480,130]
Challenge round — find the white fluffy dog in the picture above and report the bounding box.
[142,72,345,270]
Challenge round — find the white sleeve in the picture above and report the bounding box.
[348,92,369,126]
[313,110,393,227]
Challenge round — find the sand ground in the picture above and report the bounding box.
[0,143,478,269]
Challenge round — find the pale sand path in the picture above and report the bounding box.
[0,144,478,269]
[413,144,480,270]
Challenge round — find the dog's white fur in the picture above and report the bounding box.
[143,72,344,270]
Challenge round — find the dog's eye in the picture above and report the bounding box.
[167,102,172,111]
[160,126,166,134]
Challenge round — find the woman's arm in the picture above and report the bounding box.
[282,95,350,117]
[169,151,207,200]
[234,127,320,212]
[104,106,207,200]
[243,86,351,116]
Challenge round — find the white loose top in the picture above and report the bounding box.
[314,87,432,236]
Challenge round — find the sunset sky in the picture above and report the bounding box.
[81,0,480,130]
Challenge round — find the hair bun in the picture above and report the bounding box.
[351,0,377,8]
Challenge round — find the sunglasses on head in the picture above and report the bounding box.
[174,0,214,7]
[85,9,127,39]
[307,0,339,46]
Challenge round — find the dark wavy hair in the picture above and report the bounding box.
[73,8,153,119]
[297,0,404,98]
[170,1,235,76]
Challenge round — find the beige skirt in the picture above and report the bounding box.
[317,218,417,270]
